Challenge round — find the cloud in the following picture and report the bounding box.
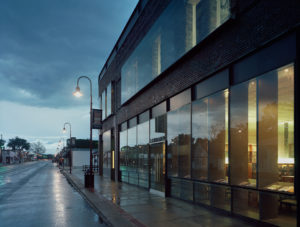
[0,101,100,154]
[0,0,138,108]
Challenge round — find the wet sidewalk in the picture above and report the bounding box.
[62,168,257,227]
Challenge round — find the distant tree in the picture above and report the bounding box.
[30,141,46,154]
[7,137,30,151]
[0,138,5,148]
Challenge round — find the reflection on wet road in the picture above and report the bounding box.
[0,161,106,227]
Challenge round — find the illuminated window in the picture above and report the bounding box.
[230,79,257,187]
[258,64,294,193]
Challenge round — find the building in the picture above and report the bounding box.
[1,149,19,164]
[98,0,299,226]
[63,139,98,169]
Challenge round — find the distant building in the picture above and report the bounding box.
[1,149,18,164]
[61,139,98,169]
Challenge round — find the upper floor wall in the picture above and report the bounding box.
[98,0,300,125]
[121,0,230,104]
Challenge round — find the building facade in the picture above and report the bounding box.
[98,0,299,226]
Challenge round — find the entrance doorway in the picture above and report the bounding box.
[149,142,165,194]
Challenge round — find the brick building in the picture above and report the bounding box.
[98,0,299,225]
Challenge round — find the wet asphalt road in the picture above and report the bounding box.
[0,161,106,227]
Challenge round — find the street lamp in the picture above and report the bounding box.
[59,138,65,170]
[63,122,72,174]
[73,76,94,188]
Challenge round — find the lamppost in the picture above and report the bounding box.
[73,76,94,188]
[59,138,65,170]
[63,122,72,174]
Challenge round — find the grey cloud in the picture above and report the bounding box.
[0,0,137,108]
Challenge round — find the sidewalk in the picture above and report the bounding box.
[61,168,258,227]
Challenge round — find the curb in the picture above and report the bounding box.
[61,170,113,226]
[61,170,146,227]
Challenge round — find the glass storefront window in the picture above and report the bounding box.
[260,192,296,226]
[127,126,137,169]
[258,64,294,193]
[230,79,257,187]
[210,184,231,211]
[121,0,230,104]
[120,129,128,182]
[192,98,208,180]
[194,182,211,206]
[137,121,149,188]
[103,130,111,171]
[150,115,166,143]
[167,104,191,178]
[101,90,106,120]
[232,188,259,220]
[107,83,112,117]
[208,89,229,183]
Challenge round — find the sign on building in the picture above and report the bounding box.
[92,109,102,129]
[67,137,76,147]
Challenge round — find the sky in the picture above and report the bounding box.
[0,0,138,154]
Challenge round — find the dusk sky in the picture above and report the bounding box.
[0,0,138,154]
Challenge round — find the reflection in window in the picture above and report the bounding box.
[103,130,111,170]
[258,64,294,193]
[232,188,259,220]
[137,121,149,188]
[167,104,191,178]
[230,79,257,187]
[192,98,208,180]
[102,90,106,120]
[127,127,137,169]
[260,192,296,226]
[208,89,228,183]
[120,130,128,182]
[121,0,230,104]
[150,115,166,143]
[107,83,112,117]
[210,184,231,211]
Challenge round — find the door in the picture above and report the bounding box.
[149,142,165,192]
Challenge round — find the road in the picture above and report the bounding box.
[0,161,106,227]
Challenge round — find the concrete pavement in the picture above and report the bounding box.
[62,168,259,227]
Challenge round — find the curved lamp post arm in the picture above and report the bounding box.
[63,122,72,138]
[76,76,93,106]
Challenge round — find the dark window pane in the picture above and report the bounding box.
[167,104,191,178]
[208,89,228,183]
[101,90,106,120]
[103,130,111,177]
[232,188,259,220]
[194,182,210,206]
[195,69,229,100]
[150,115,166,143]
[230,79,257,187]
[210,184,231,211]
[137,121,149,188]
[107,83,112,117]
[152,101,167,118]
[170,89,191,111]
[129,117,137,128]
[260,192,296,226]
[121,122,127,131]
[192,98,208,180]
[120,130,128,182]
[139,110,149,124]
[121,0,230,104]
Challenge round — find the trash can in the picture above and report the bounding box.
[84,169,94,188]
